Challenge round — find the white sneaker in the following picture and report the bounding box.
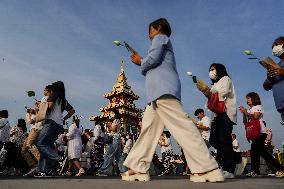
[223,171,235,179]
[23,167,37,176]
[190,169,224,183]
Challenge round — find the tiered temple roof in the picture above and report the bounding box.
[90,60,142,135]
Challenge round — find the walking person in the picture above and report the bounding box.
[0,110,10,151]
[122,133,133,161]
[194,108,211,148]
[22,85,53,175]
[35,81,75,177]
[121,18,223,182]
[97,110,127,176]
[158,131,173,176]
[0,110,10,173]
[196,63,237,178]
[90,117,105,174]
[239,92,284,177]
[66,116,84,176]
[5,119,29,175]
[263,36,284,123]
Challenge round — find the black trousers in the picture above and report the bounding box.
[4,142,30,174]
[251,133,284,174]
[210,113,235,173]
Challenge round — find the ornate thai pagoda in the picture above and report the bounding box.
[90,60,142,137]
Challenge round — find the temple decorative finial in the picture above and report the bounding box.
[120,59,124,73]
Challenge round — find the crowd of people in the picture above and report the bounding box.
[0,18,284,183]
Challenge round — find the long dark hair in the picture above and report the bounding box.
[73,116,80,128]
[52,81,66,112]
[149,18,172,37]
[246,92,262,106]
[17,118,27,132]
[209,63,230,83]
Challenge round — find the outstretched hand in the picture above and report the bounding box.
[130,53,142,66]
[196,79,211,98]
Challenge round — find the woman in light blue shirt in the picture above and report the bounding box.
[121,18,223,183]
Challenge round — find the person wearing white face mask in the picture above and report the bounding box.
[263,36,284,122]
[196,63,237,179]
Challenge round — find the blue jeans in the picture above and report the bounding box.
[36,119,63,173]
[99,134,127,174]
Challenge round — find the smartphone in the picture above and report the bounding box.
[192,76,197,83]
[124,41,136,54]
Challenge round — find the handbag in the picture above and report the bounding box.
[36,102,48,123]
[207,93,226,114]
[244,119,261,141]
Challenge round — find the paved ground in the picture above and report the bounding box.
[0,176,284,189]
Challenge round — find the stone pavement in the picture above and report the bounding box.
[0,176,284,189]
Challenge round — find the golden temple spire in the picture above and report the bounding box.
[116,60,127,85]
[120,59,124,73]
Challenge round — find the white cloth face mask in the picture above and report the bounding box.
[209,70,217,80]
[272,44,284,57]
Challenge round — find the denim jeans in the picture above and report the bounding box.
[98,134,127,174]
[36,119,63,173]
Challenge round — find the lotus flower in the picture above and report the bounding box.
[186,71,193,77]
[114,40,122,46]
[244,50,252,55]
[26,90,35,97]
[244,49,260,60]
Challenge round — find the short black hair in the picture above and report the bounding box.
[194,108,204,116]
[209,63,230,83]
[163,131,171,138]
[149,18,172,37]
[0,110,8,118]
[272,36,284,48]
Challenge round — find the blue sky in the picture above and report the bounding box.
[0,0,284,152]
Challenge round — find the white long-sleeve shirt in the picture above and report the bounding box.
[210,76,237,123]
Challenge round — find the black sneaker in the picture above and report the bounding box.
[51,161,60,173]
[34,172,52,178]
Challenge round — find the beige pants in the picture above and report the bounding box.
[123,98,218,174]
[21,128,40,168]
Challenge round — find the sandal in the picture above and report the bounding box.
[75,168,85,177]
[121,170,150,181]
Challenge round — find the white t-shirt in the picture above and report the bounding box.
[48,100,63,125]
[197,116,211,141]
[27,113,43,130]
[247,105,266,133]
[232,139,240,152]
[161,137,172,154]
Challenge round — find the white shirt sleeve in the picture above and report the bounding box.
[201,116,211,129]
[93,125,102,141]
